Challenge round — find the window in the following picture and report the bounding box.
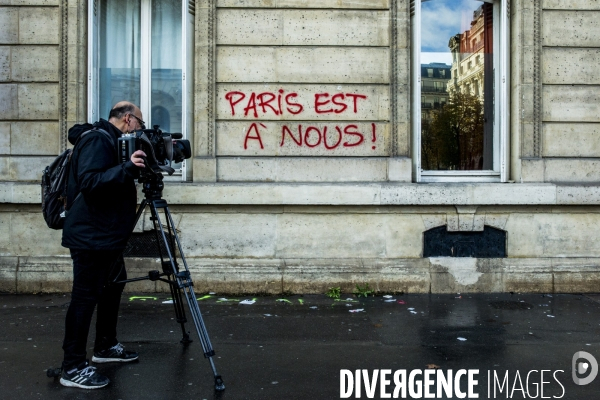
[88,0,194,179]
[412,0,509,182]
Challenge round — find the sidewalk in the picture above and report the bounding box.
[1,292,599,399]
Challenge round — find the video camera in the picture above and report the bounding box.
[118,125,191,175]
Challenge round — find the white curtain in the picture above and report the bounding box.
[99,0,141,118]
[150,0,182,132]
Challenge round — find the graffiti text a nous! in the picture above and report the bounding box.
[244,123,377,151]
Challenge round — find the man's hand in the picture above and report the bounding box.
[130,150,147,168]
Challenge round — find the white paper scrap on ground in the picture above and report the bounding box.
[383,295,393,299]
[410,311,418,314]
[239,299,256,305]
[310,306,318,309]
[349,309,364,313]
[547,315,555,318]
[162,300,174,304]
[457,337,467,341]
[407,308,415,311]
[384,299,396,302]
[263,314,272,317]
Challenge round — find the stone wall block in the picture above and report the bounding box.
[0,122,10,154]
[0,84,18,118]
[543,11,600,47]
[11,45,59,82]
[421,214,446,231]
[10,0,59,4]
[543,0,600,9]
[16,257,72,293]
[506,213,600,257]
[0,257,18,293]
[216,0,389,8]
[18,7,59,44]
[0,212,10,254]
[283,10,389,46]
[483,214,509,231]
[276,214,387,258]
[543,48,600,85]
[17,83,59,119]
[187,259,284,294]
[10,121,59,155]
[429,257,502,293]
[388,157,412,182]
[216,157,389,182]
[217,47,389,84]
[0,46,9,81]
[384,215,424,258]
[556,185,600,205]
[543,85,600,122]
[543,122,600,157]
[10,212,65,255]
[544,159,600,183]
[0,157,10,180]
[218,9,390,46]
[0,8,18,44]
[177,213,278,258]
[9,155,55,181]
[281,259,364,294]
[192,157,217,182]
[217,9,282,46]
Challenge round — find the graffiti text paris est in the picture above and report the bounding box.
[224,89,378,151]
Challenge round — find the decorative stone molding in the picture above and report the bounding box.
[532,0,542,158]
[447,206,484,232]
[391,0,398,157]
[59,0,69,152]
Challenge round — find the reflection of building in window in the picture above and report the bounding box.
[447,4,490,103]
[420,62,451,121]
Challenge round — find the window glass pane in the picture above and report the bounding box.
[99,0,141,120]
[421,0,494,171]
[151,0,182,135]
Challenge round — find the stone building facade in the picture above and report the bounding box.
[1,0,600,295]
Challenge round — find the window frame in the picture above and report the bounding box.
[87,0,194,181]
[411,0,510,183]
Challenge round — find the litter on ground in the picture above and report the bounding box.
[239,299,256,305]
[349,309,365,313]
[457,337,467,341]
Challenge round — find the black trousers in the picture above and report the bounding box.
[62,249,127,370]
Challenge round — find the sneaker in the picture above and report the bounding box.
[60,362,109,389]
[92,343,139,363]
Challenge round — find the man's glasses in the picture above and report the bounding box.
[128,114,146,129]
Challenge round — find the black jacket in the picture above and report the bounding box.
[61,119,141,250]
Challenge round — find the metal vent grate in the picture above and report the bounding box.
[188,0,195,15]
[423,225,507,258]
[124,230,176,258]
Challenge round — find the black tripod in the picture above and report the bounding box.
[118,171,225,391]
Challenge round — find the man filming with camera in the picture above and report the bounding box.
[59,101,147,389]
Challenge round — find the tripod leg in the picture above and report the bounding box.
[146,202,192,344]
[171,284,192,344]
[151,200,225,391]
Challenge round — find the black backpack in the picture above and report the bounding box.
[41,129,111,229]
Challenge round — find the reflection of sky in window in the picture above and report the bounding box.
[421,0,484,64]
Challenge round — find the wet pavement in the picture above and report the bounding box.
[1,292,600,399]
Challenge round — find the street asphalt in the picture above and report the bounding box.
[1,291,600,399]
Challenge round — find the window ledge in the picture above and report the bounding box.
[4,182,600,206]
